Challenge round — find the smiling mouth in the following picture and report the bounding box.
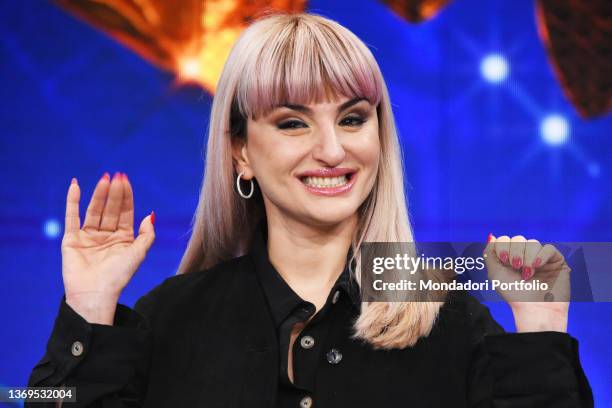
[296,170,357,196]
[300,174,352,188]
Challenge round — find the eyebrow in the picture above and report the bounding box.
[278,97,367,115]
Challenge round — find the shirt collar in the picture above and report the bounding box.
[248,219,361,328]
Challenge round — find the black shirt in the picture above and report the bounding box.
[27,221,594,407]
[250,221,362,406]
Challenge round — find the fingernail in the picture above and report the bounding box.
[123,172,129,181]
[71,177,78,185]
[102,172,110,181]
[113,171,120,180]
[150,211,155,226]
[487,233,493,243]
[500,251,509,264]
[522,266,532,280]
[533,257,542,267]
[512,256,523,269]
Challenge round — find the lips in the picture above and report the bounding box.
[296,168,357,196]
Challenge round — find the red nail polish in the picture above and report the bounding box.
[522,266,532,280]
[487,233,493,243]
[150,211,155,226]
[102,172,110,180]
[113,171,120,180]
[500,251,509,264]
[512,256,523,269]
[533,257,542,268]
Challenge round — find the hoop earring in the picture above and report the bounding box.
[236,171,254,199]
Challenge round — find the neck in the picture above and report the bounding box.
[265,212,357,311]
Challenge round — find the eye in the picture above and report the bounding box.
[277,119,307,130]
[340,115,366,127]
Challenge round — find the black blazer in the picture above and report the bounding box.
[27,253,593,408]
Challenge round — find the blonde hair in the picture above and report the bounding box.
[177,12,443,349]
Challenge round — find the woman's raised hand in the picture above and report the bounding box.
[483,234,570,332]
[62,172,156,325]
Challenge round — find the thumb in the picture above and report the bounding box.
[483,233,496,257]
[132,211,156,258]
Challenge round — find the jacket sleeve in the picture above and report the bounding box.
[25,282,165,408]
[465,295,594,408]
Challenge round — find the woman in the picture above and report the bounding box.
[28,12,593,408]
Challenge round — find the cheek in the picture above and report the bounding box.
[350,127,381,171]
[248,131,303,184]
[364,138,381,168]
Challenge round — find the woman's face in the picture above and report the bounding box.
[233,95,380,227]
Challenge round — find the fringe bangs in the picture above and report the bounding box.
[234,14,383,120]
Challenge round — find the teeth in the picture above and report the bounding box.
[303,175,348,188]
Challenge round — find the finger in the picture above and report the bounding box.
[494,235,511,265]
[83,172,111,231]
[117,173,134,232]
[65,178,81,234]
[100,172,125,231]
[533,244,561,268]
[483,233,495,254]
[509,235,526,270]
[131,212,156,262]
[522,239,541,280]
[482,233,500,263]
[484,232,496,247]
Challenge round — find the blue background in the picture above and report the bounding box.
[1,0,610,405]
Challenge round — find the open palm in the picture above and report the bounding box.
[62,172,155,324]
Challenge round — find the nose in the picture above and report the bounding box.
[311,124,346,166]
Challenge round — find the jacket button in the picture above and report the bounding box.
[300,335,315,349]
[299,395,313,408]
[71,341,84,356]
[332,290,340,304]
[326,348,342,365]
[301,304,314,314]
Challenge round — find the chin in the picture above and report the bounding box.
[301,204,360,227]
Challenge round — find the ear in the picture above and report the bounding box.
[231,137,253,179]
